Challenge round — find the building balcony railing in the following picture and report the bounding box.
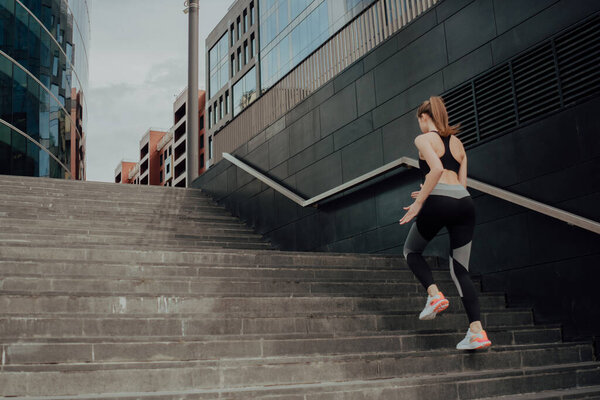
[212,0,439,164]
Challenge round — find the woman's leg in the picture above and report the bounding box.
[445,194,487,338]
[403,202,443,296]
[447,222,481,327]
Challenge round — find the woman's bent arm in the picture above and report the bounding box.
[459,153,468,188]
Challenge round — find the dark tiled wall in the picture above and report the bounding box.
[194,0,600,345]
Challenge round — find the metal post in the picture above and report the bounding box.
[186,0,199,186]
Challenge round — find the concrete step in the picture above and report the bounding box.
[0,339,592,370]
[0,324,566,346]
[478,385,600,399]
[0,216,255,232]
[0,310,535,338]
[0,225,261,238]
[0,240,276,251]
[0,360,598,398]
[0,202,234,218]
[0,274,484,297]
[0,189,216,204]
[0,196,221,209]
[0,175,208,195]
[0,246,409,268]
[0,291,505,315]
[0,232,268,245]
[1,209,242,223]
[0,259,450,281]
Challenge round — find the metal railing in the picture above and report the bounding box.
[213,0,439,164]
[222,152,600,235]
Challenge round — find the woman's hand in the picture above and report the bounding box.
[399,201,423,225]
[411,183,423,199]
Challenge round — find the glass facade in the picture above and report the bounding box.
[259,0,375,91]
[0,0,90,179]
[208,33,229,99]
[232,66,256,116]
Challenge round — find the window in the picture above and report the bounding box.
[250,2,254,25]
[209,33,229,98]
[200,153,205,169]
[160,154,163,166]
[230,24,235,46]
[213,102,217,124]
[160,169,163,182]
[244,41,248,65]
[250,34,255,59]
[200,134,204,149]
[225,91,229,114]
[199,115,204,130]
[232,67,257,116]
[208,136,213,159]
[237,47,242,71]
[231,54,236,76]
[243,10,248,33]
[237,17,240,40]
[219,97,223,119]
[208,107,212,128]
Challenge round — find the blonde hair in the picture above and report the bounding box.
[416,96,461,137]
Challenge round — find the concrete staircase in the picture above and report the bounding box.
[0,174,598,399]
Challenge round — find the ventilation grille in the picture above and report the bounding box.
[441,13,600,147]
[443,82,477,146]
[474,64,517,140]
[555,15,600,105]
[512,42,561,122]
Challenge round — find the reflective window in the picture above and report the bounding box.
[258,0,375,92]
[232,67,257,116]
[209,33,229,98]
[250,3,255,25]
[243,10,248,33]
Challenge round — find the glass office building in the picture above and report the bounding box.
[258,0,376,91]
[0,0,90,179]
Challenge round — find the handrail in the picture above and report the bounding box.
[222,152,600,235]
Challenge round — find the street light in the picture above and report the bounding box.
[184,0,199,186]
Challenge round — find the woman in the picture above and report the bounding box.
[399,96,492,350]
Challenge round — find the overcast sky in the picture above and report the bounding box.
[87,0,234,182]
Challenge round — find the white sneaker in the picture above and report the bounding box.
[418,291,450,320]
[456,329,492,350]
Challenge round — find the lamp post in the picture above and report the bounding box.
[184,0,199,186]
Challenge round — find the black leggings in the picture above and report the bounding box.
[403,183,481,323]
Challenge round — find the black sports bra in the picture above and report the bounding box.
[418,130,461,177]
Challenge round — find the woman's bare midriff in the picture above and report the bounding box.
[437,170,461,185]
[421,169,462,185]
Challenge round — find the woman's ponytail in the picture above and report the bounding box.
[416,96,461,136]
